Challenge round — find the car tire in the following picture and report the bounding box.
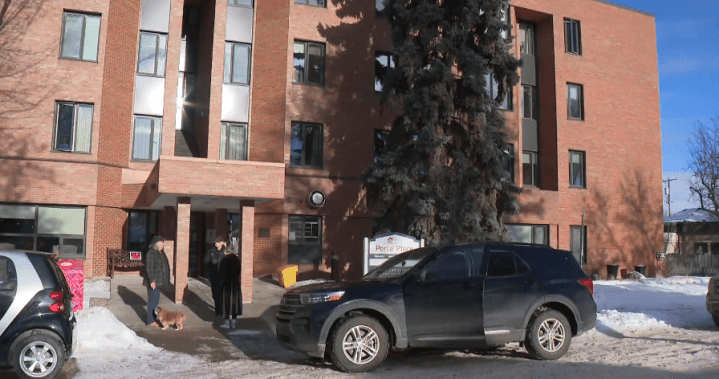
[712,314,719,328]
[329,314,389,372]
[525,309,572,360]
[12,334,65,379]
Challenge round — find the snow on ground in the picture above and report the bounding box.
[64,277,719,378]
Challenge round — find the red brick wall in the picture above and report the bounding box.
[250,0,290,163]
[253,213,285,277]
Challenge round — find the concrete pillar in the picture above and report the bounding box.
[240,200,254,303]
[174,197,191,303]
[163,206,177,278]
[215,208,228,243]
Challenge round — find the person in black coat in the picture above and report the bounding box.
[142,235,170,326]
[218,247,242,328]
[203,235,227,316]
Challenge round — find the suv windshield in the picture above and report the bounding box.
[364,247,435,280]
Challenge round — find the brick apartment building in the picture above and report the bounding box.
[0,0,663,301]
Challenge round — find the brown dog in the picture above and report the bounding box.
[154,306,188,330]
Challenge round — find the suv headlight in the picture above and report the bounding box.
[300,291,345,304]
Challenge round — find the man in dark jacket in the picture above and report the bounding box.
[218,247,242,328]
[143,235,170,326]
[203,235,226,316]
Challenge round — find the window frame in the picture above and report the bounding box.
[522,85,538,120]
[570,225,588,265]
[52,101,94,154]
[569,150,586,188]
[295,0,326,7]
[223,41,252,85]
[503,143,515,183]
[59,11,101,62]
[505,224,549,246]
[126,210,159,253]
[220,122,249,161]
[485,73,513,110]
[0,204,87,259]
[132,115,163,162]
[522,150,539,187]
[564,18,582,55]
[137,31,168,77]
[293,40,326,86]
[375,51,395,92]
[290,122,324,169]
[228,0,253,7]
[567,83,584,120]
[519,22,535,55]
[288,215,323,264]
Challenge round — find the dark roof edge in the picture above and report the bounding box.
[589,0,655,17]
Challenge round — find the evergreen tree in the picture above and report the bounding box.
[363,0,522,246]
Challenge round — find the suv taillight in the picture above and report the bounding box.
[49,291,65,313]
[578,278,594,295]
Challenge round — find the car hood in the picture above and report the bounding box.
[287,279,393,294]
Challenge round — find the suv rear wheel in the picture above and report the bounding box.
[712,314,719,328]
[329,314,389,372]
[525,309,571,360]
[13,334,65,379]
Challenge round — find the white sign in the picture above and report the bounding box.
[364,233,424,274]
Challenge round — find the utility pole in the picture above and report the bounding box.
[663,178,676,216]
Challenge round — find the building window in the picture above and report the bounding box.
[224,42,251,85]
[137,32,168,77]
[570,225,587,264]
[485,73,512,110]
[519,22,535,55]
[290,122,323,168]
[296,0,325,6]
[569,150,586,188]
[376,0,386,16]
[564,18,582,55]
[695,242,709,255]
[60,12,101,61]
[522,151,539,187]
[288,216,322,264]
[374,130,389,163]
[228,0,253,6]
[522,85,537,120]
[53,102,93,153]
[220,122,248,161]
[132,115,162,161]
[293,41,325,85]
[0,204,87,258]
[503,143,515,183]
[375,52,394,92]
[127,211,158,253]
[567,83,584,120]
[506,224,548,246]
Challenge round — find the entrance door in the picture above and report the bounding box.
[188,212,205,277]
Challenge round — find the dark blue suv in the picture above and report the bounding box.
[0,251,76,379]
[276,242,596,372]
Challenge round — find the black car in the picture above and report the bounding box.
[276,242,596,372]
[0,250,76,379]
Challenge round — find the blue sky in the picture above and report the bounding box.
[608,0,719,215]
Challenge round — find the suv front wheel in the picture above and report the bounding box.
[525,309,572,360]
[329,314,389,372]
[13,334,65,379]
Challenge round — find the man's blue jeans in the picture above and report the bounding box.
[147,286,161,325]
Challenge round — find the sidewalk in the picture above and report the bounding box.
[108,275,302,362]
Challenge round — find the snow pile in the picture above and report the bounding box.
[74,307,159,357]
